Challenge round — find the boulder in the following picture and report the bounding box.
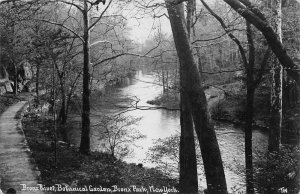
[5,81,13,93]
[0,85,6,95]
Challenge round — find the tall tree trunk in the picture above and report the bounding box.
[166,1,228,193]
[57,72,68,126]
[162,69,166,92]
[11,20,17,95]
[166,70,169,92]
[14,63,18,94]
[80,0,91,154]
[245,23,255,194]
[66,73,81,119]
[269,0,282,153]
[36,62,40,101]
[190,0,203,82]
[55,65,68,140]
[178,2,199,193]
[59,88,67,123]
[58,86,68,142]
[179,92,198,193]
[186,0,195,41]
[245,86,255,194]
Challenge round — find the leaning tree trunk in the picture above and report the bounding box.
[79,0,91,154]
[179,92,198,193]
[178,2,199,192]
[189,0,204,82]
[269,0,282,153]
[166,1,228,193]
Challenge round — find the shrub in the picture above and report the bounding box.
[254,145,300,193]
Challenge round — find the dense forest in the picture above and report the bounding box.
[0,0,299,193]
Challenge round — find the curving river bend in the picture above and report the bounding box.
[69,71,272,192]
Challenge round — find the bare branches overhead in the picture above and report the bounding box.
[223,0,300,85]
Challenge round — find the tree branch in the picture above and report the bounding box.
[88,0,113,30]
[56,0,84,12]
[92,52,156,68]
[223,0,300,85]
[34,19,84,42]
[200,0,248,68]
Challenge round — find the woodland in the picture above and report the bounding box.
[0,0,300,193]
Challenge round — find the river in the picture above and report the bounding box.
[69,70,271,192]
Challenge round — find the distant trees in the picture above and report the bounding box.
[139,32,179,92]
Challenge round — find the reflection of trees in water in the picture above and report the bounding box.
[161,109,180,120]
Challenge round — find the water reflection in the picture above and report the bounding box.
[68,70,298,192]
[117,72,180,164]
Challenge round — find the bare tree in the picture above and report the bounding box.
[95,115,144,159]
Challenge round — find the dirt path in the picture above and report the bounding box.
[0,101,43,194]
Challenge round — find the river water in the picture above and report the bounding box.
[69,71,272,192]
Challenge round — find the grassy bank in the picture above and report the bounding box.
[145,82,300,134]
[22,114,179,194]
[147,91,179,110]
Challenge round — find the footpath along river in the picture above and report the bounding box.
[68,70,270,192]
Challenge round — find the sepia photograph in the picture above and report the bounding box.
[0,0,299,193]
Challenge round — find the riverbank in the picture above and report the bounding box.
[147,91,179,110]
[146,85,225,111]
[146,82,271,128]
[212,83,271,127]
[22,113,179,193]
[147,82,300,136]
[212,83,300,136]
